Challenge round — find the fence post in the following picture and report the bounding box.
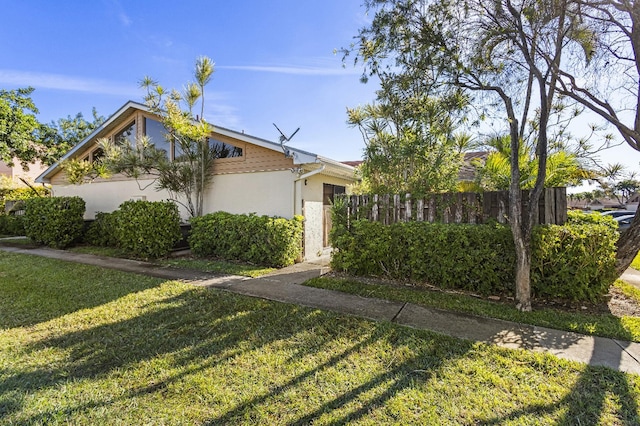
[383,194,390,225]
[404,193,412,222]
[372,194,379,222]
[393,194,401,224]
[416,198,424,222]
[427,196,435,222]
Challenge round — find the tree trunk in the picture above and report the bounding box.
[615,209,640,275]
[514,229,532,312]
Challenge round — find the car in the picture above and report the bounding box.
[601,210,636,218]
[615,214,635,232]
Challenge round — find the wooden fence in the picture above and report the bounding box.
[340,187,567,226]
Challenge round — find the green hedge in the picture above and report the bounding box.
[0,186,50,212]
[331,212,618,302]
[331,220,516,295]
[113,200,182,259]
[0,214,26,236]
[189,212,303,267]
[24,196,86,248]
[531,223,617,301]
[84,211,120,247]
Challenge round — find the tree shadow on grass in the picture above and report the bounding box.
[0,287,317,423]
[0,251,165,329]
[475,332,640,425]
[202,325,475,425]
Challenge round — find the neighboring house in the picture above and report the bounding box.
[36,101,357,260]
[568,197,626,211]
[458,151,488,183]
[0,160,47,184]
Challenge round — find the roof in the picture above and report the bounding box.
[37,101,355,183]
[459,151,488,181]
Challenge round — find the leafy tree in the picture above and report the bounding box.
[0,87,41,168]
[99,56,217,218]
[592,163,639,206]
[38,109,105,166]
[546,0,640,273]
[347,0,592,310]
[347,96,467,195]
[474,135,594,190]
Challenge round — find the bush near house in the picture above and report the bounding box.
[189,212,304,268]
[331,210,618,302]
[0,184,50,236]
[84,211,120,247]
[0,214,26,236]
[86,200,182,259]
[24,196,85,248]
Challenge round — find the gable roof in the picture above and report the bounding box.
[37,101,354,183]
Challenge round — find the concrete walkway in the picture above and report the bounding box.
[2,243,640,375]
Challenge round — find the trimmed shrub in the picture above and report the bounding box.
[0,186,50,212]
[0,214,26,236]
[567,210,618,229]
[24,197,86,248]
[331,217,618,302]
[114,200,182,259]
[531,223,618,302]
[331,220,515,295]
[189,212,304,267]
[84,211,120,247]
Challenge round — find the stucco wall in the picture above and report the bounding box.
[203,170,295,218]
[53,170,297,220]
[51,179,183,219]
[301,173,353,203]
[0,160,47,183]
[303,201,323,260]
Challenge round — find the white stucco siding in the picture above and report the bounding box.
[203,170,296,218]
[51,179,184,220]
[52,170,298,221]
[301,173,353,203]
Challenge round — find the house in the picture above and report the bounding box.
[0,160,47,184]
[36,101,358,260]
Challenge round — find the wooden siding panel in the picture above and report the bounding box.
[212,135,294,175]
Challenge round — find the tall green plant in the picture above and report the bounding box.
[78,57,218,218]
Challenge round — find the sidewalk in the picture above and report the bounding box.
[2,244,640,375]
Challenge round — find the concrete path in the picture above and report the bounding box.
[2,243,640,375]
[622,268,640,289]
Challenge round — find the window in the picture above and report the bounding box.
[91,147,104,162]
[114,121,136,147]
[209,138,243,159]
[144,117,170,158]
[323,184,346,205]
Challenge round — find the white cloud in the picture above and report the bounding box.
[218,63,361,76]
[0,70,138,97]
[119,12,132,26]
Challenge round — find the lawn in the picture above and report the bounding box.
[633,251,640,271]
[1,251,639,425]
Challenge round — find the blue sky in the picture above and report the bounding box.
[1,0,638,174]
[0,0,377,162]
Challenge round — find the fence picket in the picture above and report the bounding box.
[339,188,566,226]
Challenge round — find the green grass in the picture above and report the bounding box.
[67,245,274,278]
[1,251,639,424]
[158,257,275,278]
[632,251,640,271]
[304,277,640,343]
[615,280,640,305]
